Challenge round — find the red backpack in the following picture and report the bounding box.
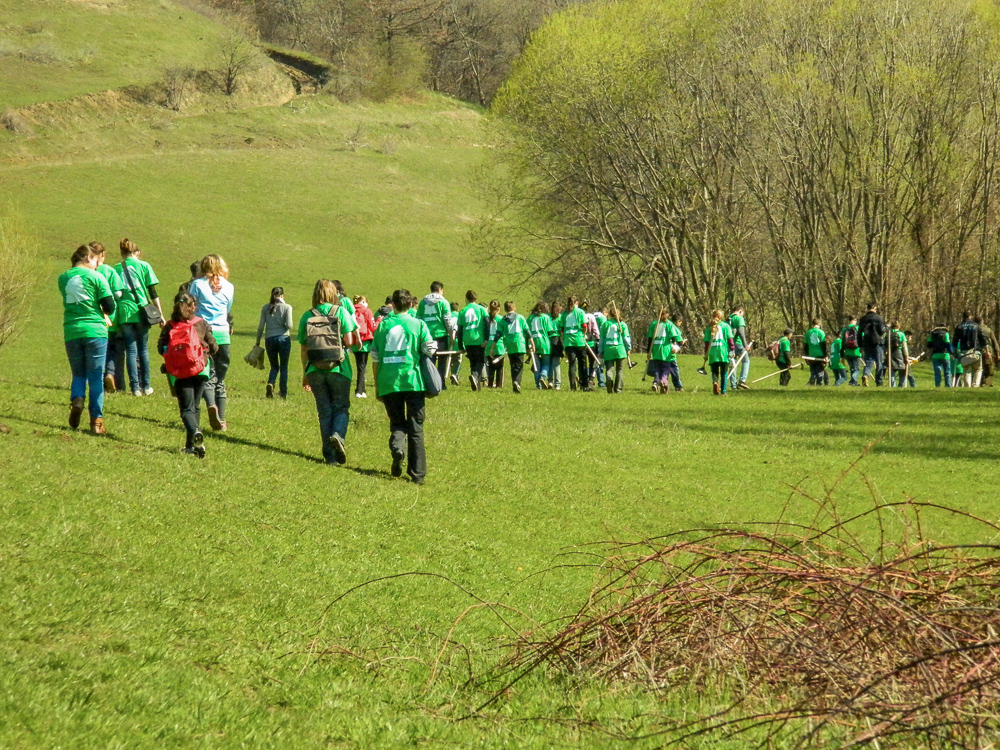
[164,318,207,379]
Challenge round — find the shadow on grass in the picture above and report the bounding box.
[0,412,183,456]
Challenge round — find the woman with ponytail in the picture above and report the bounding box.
[114,238,164,397]
[190,254,234,430]
[255,286,293,399]
[703,309,734,395]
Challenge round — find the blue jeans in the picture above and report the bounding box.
[832,368,848,386]
[933,359,952,387]
[862,346,885,385]
[729,343,750,387]
[65,337,108,418]
[306,370,351,464]
[893,369,916,388]
[119,322,151,392]
[533,352,550,388]
[845,355,862,385]
[265,335,291,397]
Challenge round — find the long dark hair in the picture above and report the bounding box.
[269,286,283,315]
[172,292,197,323]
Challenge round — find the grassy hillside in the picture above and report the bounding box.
[2,3,1000,748]
[0,0,231,109]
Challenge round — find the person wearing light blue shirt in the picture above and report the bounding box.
[190,255,235,430]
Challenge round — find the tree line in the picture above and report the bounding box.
[483,0,1000,343]
[201,0,577,104]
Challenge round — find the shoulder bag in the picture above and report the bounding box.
[122,259,163,327]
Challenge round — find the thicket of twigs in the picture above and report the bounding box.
[481,466,1000,747]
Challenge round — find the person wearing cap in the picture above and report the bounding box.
[777,328,794,386]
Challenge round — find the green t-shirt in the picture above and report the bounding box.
[648,319,682,362]
[338,295,355,316]
[778,337,792,359]
[728,312,747,344]
[417,294,451,339]
[840,325,861,357]
[372,312,433,396]
[59,266,113,342]
[829,337,845,369]
[703,321,733,364]
[96,263,126,332]
[297,302,358,378]
[486,315,506,357]
[114,258,160,325]
[458,302,488,347]
[928,330,951,361]
[527,313,553,355]
[497,313,529,354]
[600,319,629,361]
[805,326,826,358]
[559,307,586,347]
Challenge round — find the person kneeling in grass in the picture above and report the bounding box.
[371,288,436,484]
[703,310,734,395]
[158,292,218,457]
[299,279,358,466]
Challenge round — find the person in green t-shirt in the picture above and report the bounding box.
[777,328,794,386]
[371,288,436,484]
[828,333,847,385]
[485,299,506,388]
[417,281,455,389]
[527,301,554,390]
[559,296,591,391]
[646,309,685,393]
[59,245,115,434]
[492,301,532,393]
[88,241,126,393]
[703,309,734,395]
[727,305,751,390]
[927,324,952,387]
[457,290,489,391]
[839,315,863,386]
[804,318,828,386]
[298,279,359,465]
[599,308,631,394]
[548,300,564,390]
[889,324,916,388]
[114,238,164,398]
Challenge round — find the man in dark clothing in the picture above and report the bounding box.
[954,312,987,387]
[857,303,887,386]
[975,315,999,386]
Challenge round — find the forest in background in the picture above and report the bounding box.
[485,0,1000,342]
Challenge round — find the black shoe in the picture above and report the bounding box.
[266,383,274,399]
[192,430,205,459]
[391,453,404,477]
[469,375,479,392]
[513,382,521,394]
[410,476,425,485]
[329,434,347,464]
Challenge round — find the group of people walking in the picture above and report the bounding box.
[58,246,996,481]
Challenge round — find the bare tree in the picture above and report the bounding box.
[0,210,35,353]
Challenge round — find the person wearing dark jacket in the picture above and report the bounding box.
[954,311,987,387]
[857,303,887,386]
[158,292,219,457]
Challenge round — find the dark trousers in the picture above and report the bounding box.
[203,344,231,420]
[808,361,826,384]
[487,353,504,387]
[465,345,486,387]
[434,337,451,387]
[174,375,208,447]
[265,334,291,397]
[604,358,624,393]
[565,346,590,390]
[382,391,426,482]
[353,350,369,395]
[777,357,792,386]
[508,353,524,389]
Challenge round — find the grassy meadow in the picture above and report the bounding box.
[2,0,1000,746]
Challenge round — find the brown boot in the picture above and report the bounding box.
[103,374,115,394]
[69,397,84,429]
[90,417,105,436]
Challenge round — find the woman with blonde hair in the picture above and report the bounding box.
[703,309,734,395]
[114,238,164,397]
[298,279,358,464]
[189,254,234,430]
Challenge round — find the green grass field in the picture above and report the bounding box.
[2,1,1000,746]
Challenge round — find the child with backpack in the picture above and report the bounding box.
[776,329,794,386]
[352,295,376,398]
[839,316,862,386]
[157,292,219,457]
[927,324,952,387]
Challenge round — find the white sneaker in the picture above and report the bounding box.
[355,392,367,398]
[142,387,154,396]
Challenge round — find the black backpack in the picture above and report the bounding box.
[841,327,858,350]
[930,328,948,355]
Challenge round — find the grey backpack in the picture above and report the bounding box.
[304,305,344,370]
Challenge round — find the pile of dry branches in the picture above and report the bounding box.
[484,493,1000,747]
